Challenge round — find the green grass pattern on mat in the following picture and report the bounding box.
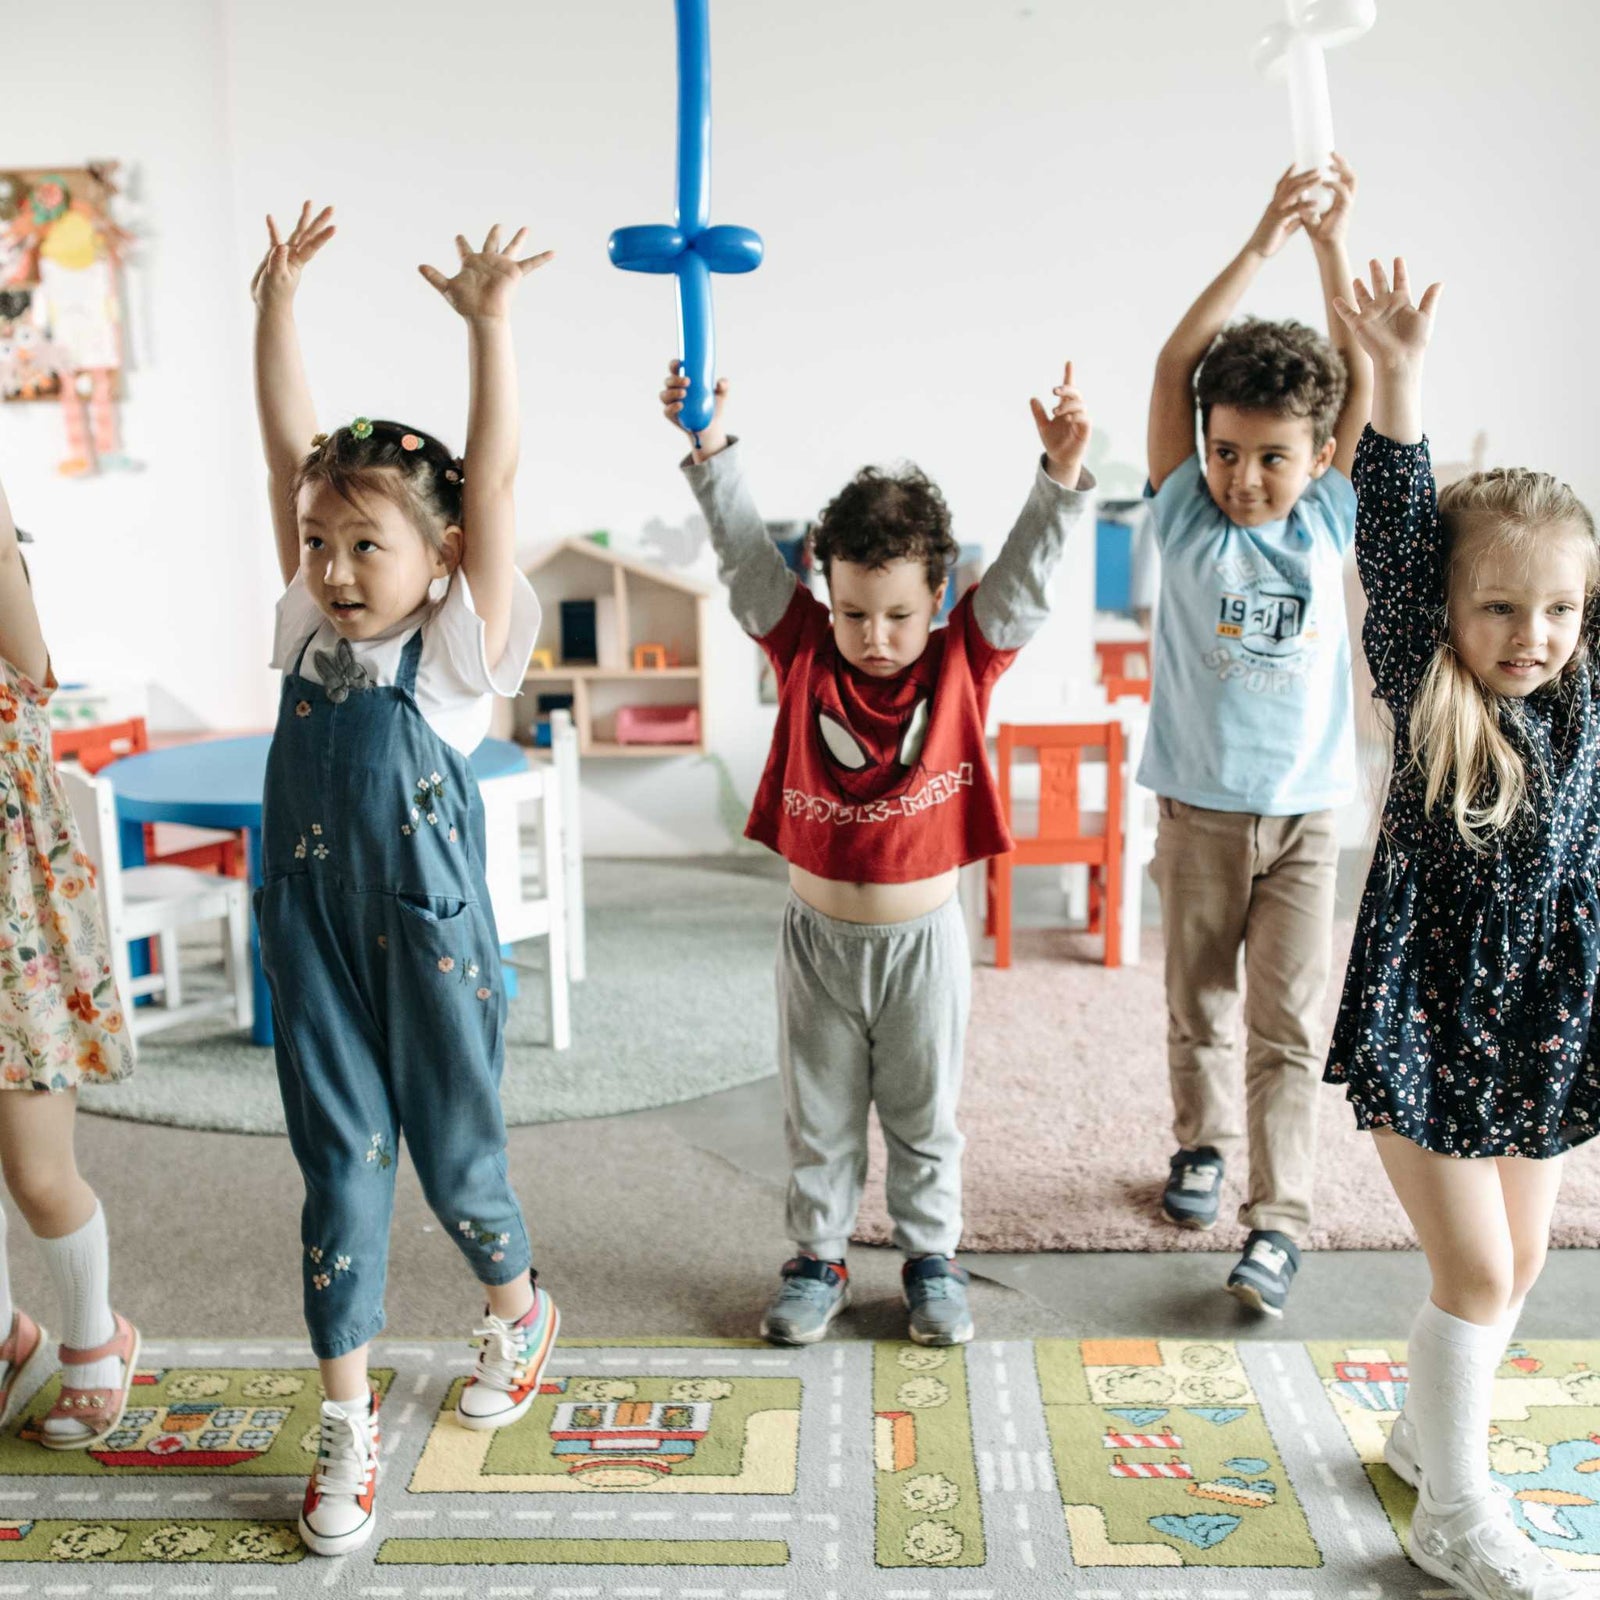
[1306,1338,1600,1569]
[0,1519,303,1563]
[1036,1338,1322,1568]
[0,1367,395,1478]
[872,1341,985,1568]
[375,1538,788,1566]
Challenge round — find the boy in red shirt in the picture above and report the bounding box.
[662,361,1096,1344]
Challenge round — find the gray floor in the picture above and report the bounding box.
[7,851,1598,1347]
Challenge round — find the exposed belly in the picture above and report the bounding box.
[788,863,959,924]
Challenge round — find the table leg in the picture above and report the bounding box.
[247,827,274,1048]
[118,817,155,990]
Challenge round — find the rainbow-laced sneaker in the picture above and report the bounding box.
[457,1287,560,1431]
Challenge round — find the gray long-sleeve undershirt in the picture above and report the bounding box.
[682,439,1096,647]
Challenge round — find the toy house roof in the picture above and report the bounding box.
[524,537,709,596]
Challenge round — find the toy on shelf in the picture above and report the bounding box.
[530,647,555,672]
[633,642,681,670]
[616,705,701,746]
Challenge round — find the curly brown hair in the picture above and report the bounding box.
[809,464,959,595]
[291,419,464,554]
[1195,317,1347,450]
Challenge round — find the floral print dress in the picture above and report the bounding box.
[1324,427,1600,1157]
[0,659,133,1091]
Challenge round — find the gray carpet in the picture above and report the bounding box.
[80,858,784,1135]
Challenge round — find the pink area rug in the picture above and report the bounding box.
[851,925,1600,1252]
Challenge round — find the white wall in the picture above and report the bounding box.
[5,0,1598,850]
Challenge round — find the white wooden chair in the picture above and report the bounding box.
[57,763,254,1045]
[480,712,576,1051]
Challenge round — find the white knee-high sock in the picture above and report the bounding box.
[35,1202,116,1364]
[1408,1298,1506,1510]
[0,1205,13,1338]
[1401,1298,1523,1428]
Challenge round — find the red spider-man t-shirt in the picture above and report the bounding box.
[746,583,1018,883]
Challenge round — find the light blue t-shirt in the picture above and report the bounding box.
[1137,454,1357,815]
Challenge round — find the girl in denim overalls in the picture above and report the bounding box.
[251,204,557,1557]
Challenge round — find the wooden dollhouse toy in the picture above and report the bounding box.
[520,539,709,757]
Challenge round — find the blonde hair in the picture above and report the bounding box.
[1408,469,1598,851]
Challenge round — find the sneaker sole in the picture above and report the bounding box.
[1162,1206,1217,1231]
[40,1326,142,1450]
[760,1284,851,1346]
[457,1302,562,1433]
[1225,1279,1284,1318]
[1409,1540,1503,1600]
[297,1509,377,1558]
[906,1314,975,1347]
[0,1322,53,1430]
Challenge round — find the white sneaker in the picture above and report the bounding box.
[1385,1410,1421,1487]
[1412,1493,1589,1600]
[298,1394,380,1557]
[457,1288,560,1432]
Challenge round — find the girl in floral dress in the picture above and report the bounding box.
[1326,259,1596,1600]
[0,465,139,1450]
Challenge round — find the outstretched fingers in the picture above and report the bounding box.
[517,249,555,277]
[418,263,451,293]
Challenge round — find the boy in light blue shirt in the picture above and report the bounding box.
[1143,158,1371,1313]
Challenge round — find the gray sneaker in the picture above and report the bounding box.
[1162,1146,1225,1229]
[759,1257,850,1346]
[1411,1492,1588,1600]
[903,1256,974,1346]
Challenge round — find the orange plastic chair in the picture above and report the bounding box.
[986,721,1125,969]
[1095,638,1152,703]
[52,718,247,878]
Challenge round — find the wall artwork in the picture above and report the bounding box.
[0,162,139,477]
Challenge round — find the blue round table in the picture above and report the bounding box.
[104,735,529,1047]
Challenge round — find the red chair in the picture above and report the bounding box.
[1095,638,1152,704]
[986,721,1125,969]
[52,718,247,878]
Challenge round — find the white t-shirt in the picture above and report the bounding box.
[271,568,540,755]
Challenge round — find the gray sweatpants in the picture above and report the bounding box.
[776,891,971,1261]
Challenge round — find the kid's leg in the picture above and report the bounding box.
[870,897,974,1345]
[1497,1152,1565,1340]
[762,898,871,1344]
[0,1088,133,1444]
[1227,811,1338,1311]
[0,1180,51,1422]
[1151,801,1253,1229]
[383,897,549,1428]
[1374,1130,1582,1599]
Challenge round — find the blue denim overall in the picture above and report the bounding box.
[257,628,533,1358]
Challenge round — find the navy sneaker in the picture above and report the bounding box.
[1162,1146,1225,1230]
[759,1256,850,1345]
[902,1256,974,1346]
[1226,1229,1301,1316]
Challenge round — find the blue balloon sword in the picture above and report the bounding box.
[609,0,763,441]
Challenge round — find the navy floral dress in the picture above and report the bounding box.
[1325,427,1600,1158]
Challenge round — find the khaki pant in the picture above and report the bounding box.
[1150,799,1340,1242]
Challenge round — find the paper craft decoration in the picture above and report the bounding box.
[0,162,139,477]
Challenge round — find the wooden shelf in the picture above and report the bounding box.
[584,741,704,759]
[524,667,701,682]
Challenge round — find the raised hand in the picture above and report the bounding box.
[250,202,336,310]
[1245,165,1321,259]
[419,225,553,322]
[661,361,729,454]
[1333,257,1442,369]
[1301,152,1357,251]
[1031,360,1092,487]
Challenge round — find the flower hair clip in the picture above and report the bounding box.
[400,433,423,452]
[349,417,374,441]
[444,458,464,484]
[309,431,329,450]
